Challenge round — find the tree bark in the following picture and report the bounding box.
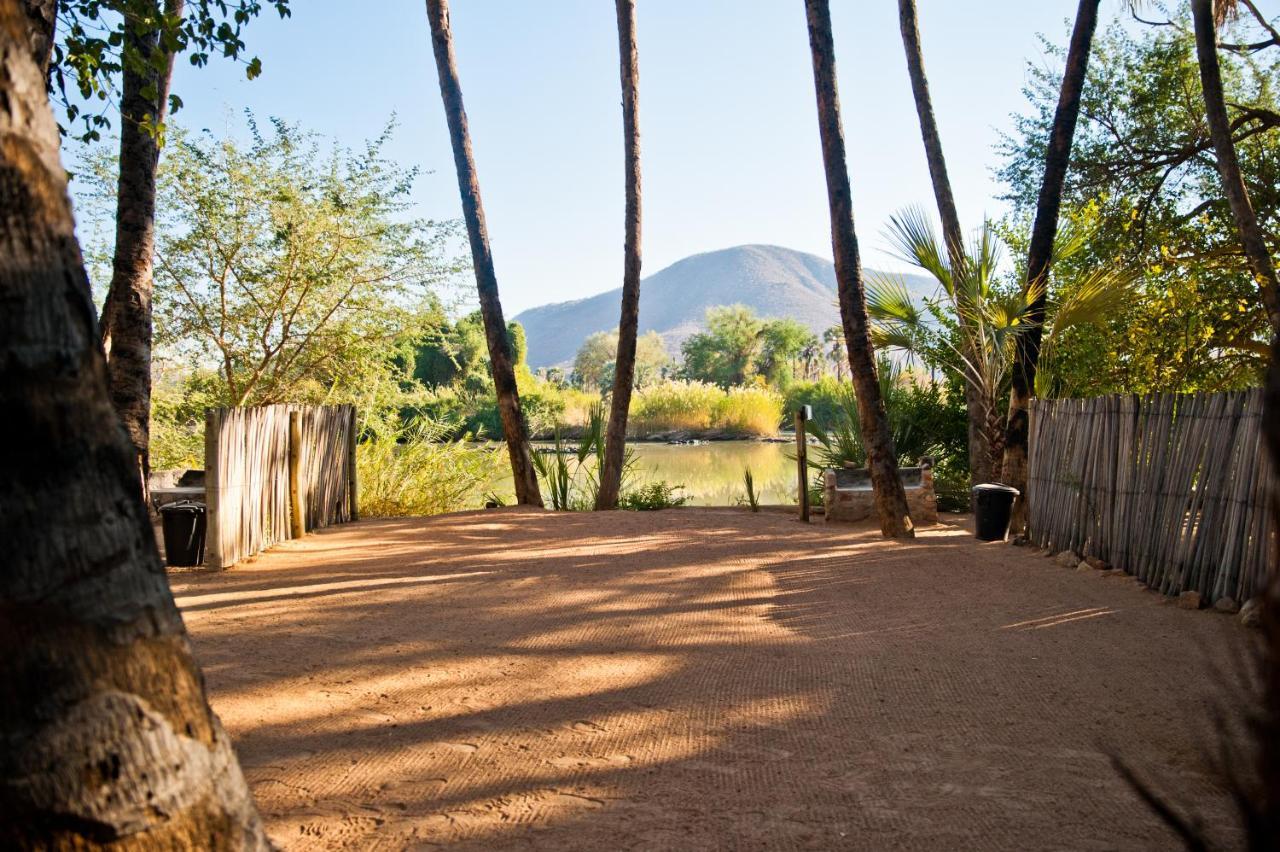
[803,0,914,539]
[98,0,185,497]
[596,0,641,511]
[20,0,53,75]
[1196,1,1280,822]
[896,0,990,497]
[1192,0,1280,335]
[425,0,542,507]
[0,5,268,846]
[1001,0,1101,532]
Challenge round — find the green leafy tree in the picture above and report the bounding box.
[573,329,669,393]
[998,15,1280,393]
[79,115,462,406]
[757,318,817,386]
[681,305,765,387]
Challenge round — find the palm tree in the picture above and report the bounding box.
[0,14,268,844]
[425,0,542,506]
[803,0,914,538]
[897,0,993,494]
[1001,0,1102,530]
[596,0,642,510]
[97,0,185,495]
[868,212,1135,481]
[823,326,847,381]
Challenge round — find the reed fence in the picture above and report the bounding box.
[1027,389,1274,605]
[204,404,358,569]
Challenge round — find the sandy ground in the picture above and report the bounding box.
[170,508,1254,850]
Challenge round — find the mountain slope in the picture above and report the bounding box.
[514,244,937,368]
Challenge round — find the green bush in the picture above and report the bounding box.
[619,481,689,511]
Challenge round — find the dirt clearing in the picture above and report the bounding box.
[171,509,1251,850]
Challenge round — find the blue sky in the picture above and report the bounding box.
[141,1,1107,315]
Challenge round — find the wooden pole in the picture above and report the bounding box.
[796,405,811,523]
[203,407,223,569]
[288,410,304,540]
[346,404,359,522]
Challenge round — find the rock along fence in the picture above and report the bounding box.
[204,404,358,569]
[1027,389,1275,605]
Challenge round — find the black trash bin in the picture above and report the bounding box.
[160,500,207,566]
[972,483,1019,541]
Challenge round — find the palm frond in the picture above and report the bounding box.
[883,206,953,293]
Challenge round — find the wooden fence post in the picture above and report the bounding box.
[796,405,811,523]
[347,404,359,522]
[288,410,305,539]
[204,407,223,569]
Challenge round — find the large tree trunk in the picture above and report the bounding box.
[1192,0,1280,335]
[896,0,990,497]
[98,0,185,497]
[425,0,542,507]
[596,0,641,511]
[803,0,914,539]
[1001,0,1101,532]
[0,6,268,845]
[20,0,53,75]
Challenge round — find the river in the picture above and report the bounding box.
[485,440,801,507]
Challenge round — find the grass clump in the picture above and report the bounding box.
[714,386,783,437]
[628,380,723,435]
[358,416,505,517]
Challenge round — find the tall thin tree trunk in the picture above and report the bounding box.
[1191,0,1280,335]
[98,0,185,498]
[1195,3,1280,826]
[1001,0,1101,532]
[596,0,642,511]
[0,6,268,844]
[425,0,542,507]
[896,0,990,495]
[803,0,914,538]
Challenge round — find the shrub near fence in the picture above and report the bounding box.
[204,404,357,569]
[1027,389,1275,605]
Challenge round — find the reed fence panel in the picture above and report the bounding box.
[205,403,357,569]
[1027,390,1274,604]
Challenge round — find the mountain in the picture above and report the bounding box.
[514,244,938,368]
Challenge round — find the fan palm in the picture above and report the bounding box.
[867,207,1135,480]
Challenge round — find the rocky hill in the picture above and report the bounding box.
[514,244,936,368]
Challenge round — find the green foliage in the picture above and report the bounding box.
[997,18,1278,392]
[757,319,818,387]
[80,115,462,408]
[783,376,854,434]
[530,403,637,511]
[681,305,765,386]
[802,364,963,475]
[572,329,671,393]
[52,0,292,142]
[618,481,690,511]
[357,415,505,518]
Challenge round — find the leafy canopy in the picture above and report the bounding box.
[78,114,464,407]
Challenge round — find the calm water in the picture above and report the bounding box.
[485,440,801,507]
